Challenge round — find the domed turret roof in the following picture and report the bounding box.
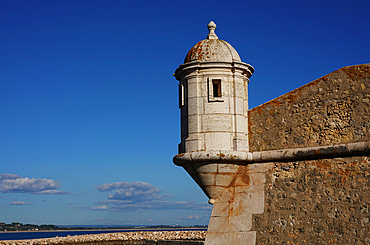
[184,21,241,63]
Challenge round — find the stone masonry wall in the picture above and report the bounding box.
[248,64,370,152]
[252,156,370,244]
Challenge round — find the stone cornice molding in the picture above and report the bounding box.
[173,141,370,166]
[174,61,254,81]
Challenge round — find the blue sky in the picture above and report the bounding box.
[0,0,369,226]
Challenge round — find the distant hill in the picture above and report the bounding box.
[0,222,59,231]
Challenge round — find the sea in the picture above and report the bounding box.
[0,228,207,241]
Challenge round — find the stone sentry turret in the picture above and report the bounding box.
[173,21,254,204]
[173,22,370,245]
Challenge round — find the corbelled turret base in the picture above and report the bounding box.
[173,151,253,202]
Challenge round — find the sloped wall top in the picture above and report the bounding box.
[249,64,370,151]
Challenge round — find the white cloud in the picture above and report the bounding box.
[91,205,108,210]
[187,215,200,219]
[10,201,33,205]
[74,181,213,213]
[0,174,21,181]
[95,181,162,202]
[0,173,70,195]
[99,200,211,212]
[67,204,109,211]
[35,190,71,195]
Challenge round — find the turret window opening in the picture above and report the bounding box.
[208,78,224,102]
[179,83,185,108]
[212,79,221,97]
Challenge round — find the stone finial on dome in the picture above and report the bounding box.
[207,21,218,40]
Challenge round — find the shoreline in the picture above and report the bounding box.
[0,227,207,233]
[0,230,207,244]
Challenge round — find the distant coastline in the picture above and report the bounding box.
[0,227,207,233]
[0,222,207,232]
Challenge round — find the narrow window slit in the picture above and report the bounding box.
[179,84,185,107]
[212,79,221,98]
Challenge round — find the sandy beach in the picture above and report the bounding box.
[0,230,206,244]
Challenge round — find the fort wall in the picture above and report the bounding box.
[252,156,370,244]
[246,64,370,244]
[249,64,370,152]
